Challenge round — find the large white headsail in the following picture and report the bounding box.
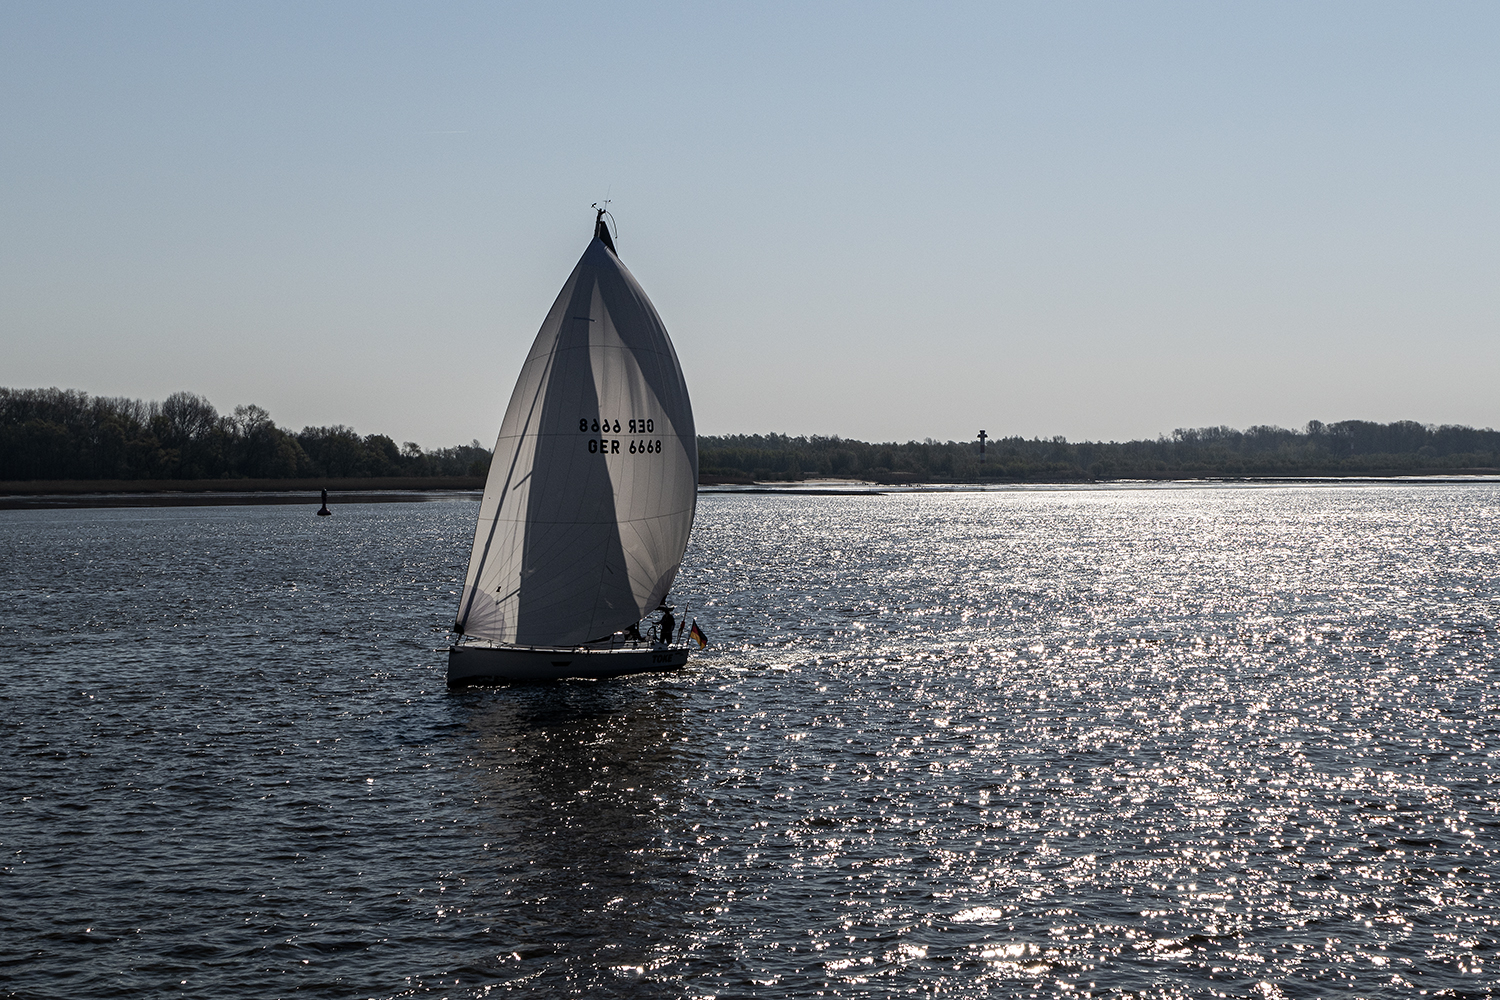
[456,219,698,646]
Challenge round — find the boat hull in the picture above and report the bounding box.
[446,642,691,686]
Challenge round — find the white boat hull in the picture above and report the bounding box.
[446,641,691,685]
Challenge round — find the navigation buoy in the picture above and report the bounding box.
[317,488,332,516]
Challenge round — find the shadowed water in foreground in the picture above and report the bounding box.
[2,485,1497,997]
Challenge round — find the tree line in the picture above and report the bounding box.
[700,420,1500,482]
[0,387,491,481]
[6,387,1499,483]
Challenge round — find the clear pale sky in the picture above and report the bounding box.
[3,2,1497,449]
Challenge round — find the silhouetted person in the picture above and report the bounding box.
[658,606,675,645]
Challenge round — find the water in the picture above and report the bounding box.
[2,485,1498,998]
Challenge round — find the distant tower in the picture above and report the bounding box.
[977,429,988,462]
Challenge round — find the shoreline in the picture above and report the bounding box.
[699,474,1500,497]
[0,489,483,511]
[0,475,485,495]
[0,476,484,511]
[2,473,1497,510]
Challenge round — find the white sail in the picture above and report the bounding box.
[455,230,697,647]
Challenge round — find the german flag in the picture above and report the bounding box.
[689,621,708,649]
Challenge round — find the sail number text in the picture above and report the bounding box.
[581,418,653,433]
[580,416,661,456]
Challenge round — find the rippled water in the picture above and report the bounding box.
[3,485,1498,998]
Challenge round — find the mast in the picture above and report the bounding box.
[593,204,617,256]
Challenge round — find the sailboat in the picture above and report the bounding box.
[446,209,699,685]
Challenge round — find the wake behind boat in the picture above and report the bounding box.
[447,209,699,685]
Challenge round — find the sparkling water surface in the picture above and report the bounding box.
[2,485,1498,998]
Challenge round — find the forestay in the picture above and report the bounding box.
[455,233,698,646]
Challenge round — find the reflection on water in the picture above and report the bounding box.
[449,684,699,994]
[1,487,1498,997]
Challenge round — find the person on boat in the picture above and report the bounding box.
[625,621,643,642]
[657,605,675,646]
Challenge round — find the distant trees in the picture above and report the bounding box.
[6,385,1498,484]
[699,420,1500,483]
[0,387,491,481]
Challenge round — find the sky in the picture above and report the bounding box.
[3,2,1497,449]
